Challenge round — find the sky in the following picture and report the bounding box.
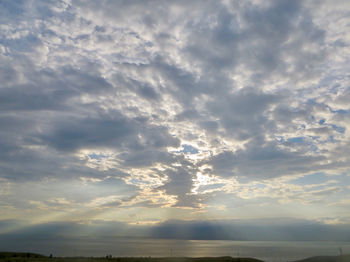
[1,0,350,244]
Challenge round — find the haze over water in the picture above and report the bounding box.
[1,238,350,262]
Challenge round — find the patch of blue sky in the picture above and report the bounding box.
[330,108,348,114]
[88,153,109,160]
[275,136,284,142]
[308,144,319,154]
[289,173,350,191]
[325,135,343,143]
[316,136,331,144]
[181,144,199,154]
[287,137,304,143]
[329,84,341,93]
[334,173,350,185]
[289,173,330,186]
[330,124,345,134]
[198,183,225,192]
[129,178,146,185]
[306,98,317,105]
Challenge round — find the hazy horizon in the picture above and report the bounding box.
[1,0,350,254]
[1,218,350,242]
[1,239,350,261]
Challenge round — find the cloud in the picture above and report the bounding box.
[158,161,201,208]
[0,0,350,223]
[207,140,325,179]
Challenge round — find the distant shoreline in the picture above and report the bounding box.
[1,252,350,262]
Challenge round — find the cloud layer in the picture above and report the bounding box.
[1,0,350,240]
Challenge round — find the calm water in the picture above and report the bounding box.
[2,238,350,262]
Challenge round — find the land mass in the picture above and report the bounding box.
[293,255,350,262]
[1,252,349,262]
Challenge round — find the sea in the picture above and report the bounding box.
[1,238,350,262]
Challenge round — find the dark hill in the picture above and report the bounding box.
[294,255,350,262]
[0,252,46,258]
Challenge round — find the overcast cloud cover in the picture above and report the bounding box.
[1,0,350,243]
